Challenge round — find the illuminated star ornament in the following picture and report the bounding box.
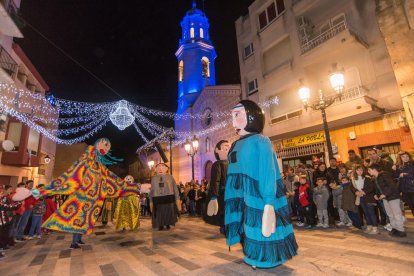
[109,100,134,130]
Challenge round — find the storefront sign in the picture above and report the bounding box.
[282,131,325,148]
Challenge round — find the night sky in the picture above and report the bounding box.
[17,0,254,159]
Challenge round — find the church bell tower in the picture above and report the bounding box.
[175,0,217,113]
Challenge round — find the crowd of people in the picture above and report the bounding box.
[177,179,208,217]
[0,180,60,260]
[283,146,413,238]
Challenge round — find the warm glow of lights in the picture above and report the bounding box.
[298,86,311,102]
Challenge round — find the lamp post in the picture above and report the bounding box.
[44,155,51,164]
[298,64,345,160]
[147,160,154,179]
[184,135,199,181]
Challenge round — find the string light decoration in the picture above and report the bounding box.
[109,100,135,130]
[0,83,279,146]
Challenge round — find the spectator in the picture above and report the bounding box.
[285,167,298,218]
[374,145,394,166]
[196,185,207,217]
[393,151,414,216]
[341,176,362,229]
[42,195,57,235]
[352,165,378,234]
[28,185,46,239]
[330,181,351,227]
[327,158,340,184]
[345,149,363,170]
[304,164,314,189]
[9,183,26,244]
[313,177,329,228]
[187,185,196,216]
[15,181,38,241]
[369,164,406,237]
[0,185,22,259]
[298,175,315,229]
[338,164,349,182]
[367,148,393,173]
[313,163,328,185]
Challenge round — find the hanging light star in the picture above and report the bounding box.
[109,100,134,130]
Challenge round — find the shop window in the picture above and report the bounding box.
[258,0,286,30]
[200,28,204,38]
[190,27,195,38]
[201,57,210,78]
[7,122,22,151]
[178,60,184,82]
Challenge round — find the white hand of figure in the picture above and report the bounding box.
[207,199,219,216]
[262,204,276,237]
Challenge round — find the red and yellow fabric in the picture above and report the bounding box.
[41,146,139,235]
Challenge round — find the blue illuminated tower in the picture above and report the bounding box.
[176,0,216,113]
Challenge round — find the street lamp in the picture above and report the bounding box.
[298,64,345,160]
[44,155,51,164]
[184,135,199,180]
[147,160,155,170]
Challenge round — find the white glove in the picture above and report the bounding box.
[262,204,276,237]
[207,199,219,216]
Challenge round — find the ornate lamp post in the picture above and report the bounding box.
[147,160,155,179]
[298,64,345,160]
[184,135,199,181]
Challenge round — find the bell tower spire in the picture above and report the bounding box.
[175,1,217,113]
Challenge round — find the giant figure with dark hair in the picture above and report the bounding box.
[205,140,230,233]
[224,100,298,269]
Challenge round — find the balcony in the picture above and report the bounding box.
[0,0,23,38]
[300,17,368,55]
[0,44,18,82]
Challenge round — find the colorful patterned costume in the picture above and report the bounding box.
[41,146,139,235]
[115,195,140,231]
[225,134,298,268]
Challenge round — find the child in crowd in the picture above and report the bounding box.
[313,177,329,228]
[27,185,46,239]
[298,175,315,229]
[42,196,57,235]
[0,185,22,260]
[340,176,362,229]
[330,181,352,227]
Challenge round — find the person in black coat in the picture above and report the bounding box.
[206,140,230,234]
[368,164,406,237]
[393,151,414,216]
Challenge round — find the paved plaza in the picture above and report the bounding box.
[1,213,414,276]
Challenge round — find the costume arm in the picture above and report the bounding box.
[104,169,139,198]
[257,136,277,206]
[42,146,93,196]
[209,162,221,199]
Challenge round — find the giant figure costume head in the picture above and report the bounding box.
[93,138,123,166]
[124,175,134,184]
[155,163,169,175]
[231,100,265,136]
[214,140,230,161]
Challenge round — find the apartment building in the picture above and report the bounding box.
[0,0,57,186]
[236,0,412,167]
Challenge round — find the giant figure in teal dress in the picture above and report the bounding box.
[225,100,298,268]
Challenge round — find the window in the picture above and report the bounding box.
[178,60,184,82]
[244,43,254,58]
[200,28,204,38]
[190,27,195,38]
[7,122,22,151]
[28,128,40,156]
[258,0,285,30]
[201,57,210,78]
[205,137,211,153]
[0,113,7,132]
[247,79,258,95]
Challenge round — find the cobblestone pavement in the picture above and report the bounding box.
[1,213,414,276]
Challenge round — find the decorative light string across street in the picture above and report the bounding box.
[0,83,279,146]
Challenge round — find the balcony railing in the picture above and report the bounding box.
[0,45,18,78]
[301,19,347,54]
